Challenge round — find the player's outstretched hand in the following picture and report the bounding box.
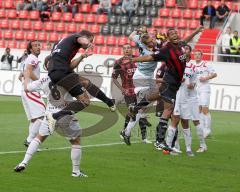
[196,26,204,33]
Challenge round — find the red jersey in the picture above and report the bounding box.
[112,56,137,96]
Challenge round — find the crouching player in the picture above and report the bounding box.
[14,76,87,178]
[166,45,207,156]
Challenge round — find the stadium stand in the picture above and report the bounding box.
[0,0,239,58]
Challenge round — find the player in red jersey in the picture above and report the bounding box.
[112,44,151,144]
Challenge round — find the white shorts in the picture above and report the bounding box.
[173,102,191,120]
[189,100,200,121]
[198,91,210,107]
[21,90,45,120]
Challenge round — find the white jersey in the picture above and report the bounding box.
[22,54,41,86]
[195,61,215,92]
[176,61,198,104]
[27,76,73,114]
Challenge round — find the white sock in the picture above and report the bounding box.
[166,125,177,147]
[182,128,192,152]
[21,138,41,165]
[71,145,82,173]
[125,113,141,136]
[206,113,212,133]
[26,119,41,143]
[196,124,207,148]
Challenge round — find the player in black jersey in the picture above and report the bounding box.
[47,30,115,129]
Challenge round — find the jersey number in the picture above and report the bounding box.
[49,82,61,100]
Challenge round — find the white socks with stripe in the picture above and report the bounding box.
[183,128,192,152]
[71,145,82,173]
[166,125,177,147]
[22,138,41,165]
[196,124,207,148]
[27,119,41,143]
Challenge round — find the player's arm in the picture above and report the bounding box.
[26,77,49,92]
[18,72,24,82]
[24,64,38,91]
[111,63,126,94]
[183,26,204,43]
[129,30,138,41]
[70,47,93,69]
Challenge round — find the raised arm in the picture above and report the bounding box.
[183,26,204,43]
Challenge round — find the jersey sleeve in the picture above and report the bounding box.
[24,55,38,67]
[112,61,121,79]
[207,63,216,74]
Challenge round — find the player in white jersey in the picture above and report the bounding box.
[166,45,207,156]
[20,41,45,147]
[14,75,87,177]
[194,50,217,138]
[121,30,158,145]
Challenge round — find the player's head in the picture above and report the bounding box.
[194,50,203,62]
[185,44,192,55]
[27,40,41,56]
[141,33,155,48]
[77,30,94,49]
[122,44,133,56]
[167,28,179,44]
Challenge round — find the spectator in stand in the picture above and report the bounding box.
[121,0,139,21]
[1,48,14,70]
[212,0,230,28]
[51,0,62,12]
[17,50,28,70]
[97,0,112,15]
[230,30,240,63]
[200,0,216,29]
[88,0,99,6]
[16,0,33,13]
[61,0,80,17]
[221,26,232,62]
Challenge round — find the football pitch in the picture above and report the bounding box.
[0,95,240,192]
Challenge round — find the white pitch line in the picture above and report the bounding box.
[0,141,140,155]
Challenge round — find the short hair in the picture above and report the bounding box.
[167,28,177,37]
[78,30,94,39]
[5,47,10,51]
[141,33,151,44]
[123,43,131,48]
[194,49,203,55]
[234,30,238,33]
[27,40,38,55]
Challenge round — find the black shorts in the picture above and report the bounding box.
[124,95,137,106]
[160,73,180,104]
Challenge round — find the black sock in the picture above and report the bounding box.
[53,100,88,120]
[156,118,168,143]
[134,97,150,111]
[86,82,114,107]
[139,118,147,140]
[171,128,178,148]
[124,114,130,129]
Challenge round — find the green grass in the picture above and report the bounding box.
[0,95,240,192]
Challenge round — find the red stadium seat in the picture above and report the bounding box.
[7,10,17,18]
[19,41,28,49]
[63,12,72,22]
[111,47,122,55]
[153,18,164,27]
[19,10,29,19]
[4,0,14,8]
[1,20,9,29]
[74,13,84,23]
[52,12,61,21]
[56,22,65,32]
[194,10,202,19]
[67,23,77,33]
[91,4,99,13]
[38,32,47,41]
[106,36,117,46]
[29,10,40,20]
[165,18,175,28]
[99,46,110,54]
[60,33,69,39]
[11,20,21,29]
[94,35,105,45]
[189,20,199,29]
[133,49,139,56]
[49,33,59,42]
[7,41,17,48]
[96,14,107,24]
[226,2,233,10]
[22,20,32,30]
[118,36,128,46]
[45,22,54,31]
[171,8,181,18]
[130,41,135,47]
[177,20,187,29]
[80,4,91,13]
[166,0,176,8]
[79,24,88,31]
[183,30,193,39]
[4,30,13,39]
[0,31,2,39]
[189,0,198,9]
[0,40,5,48]
[200,1,208,9]
[183,9,193,19]
[26,31,36,41]
[0,9,6,18]
[33,21,42,30]
[15,31,24,40]
[85,14,96,23]
[160,8,170,17]
[89,25,100,34]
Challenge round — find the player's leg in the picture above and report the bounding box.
[70,137,87,177]
[79,76,115,111]
[181,119,194,156]
[14,119,49,172]
[202,106,211,138]
[139,111,152,144]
